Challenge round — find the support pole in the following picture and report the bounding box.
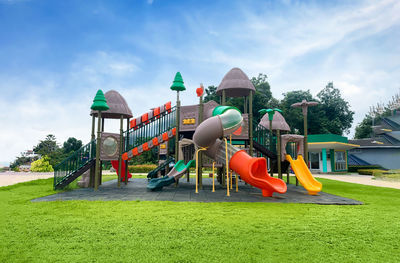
[94,112,102,191]
[222,90,226,106]
[195,147,207,194]
[304,112,309,167]
[224,138,230,197]
[90,115,96,187]
[249,91,253,157]
[198,93,204,189]
[118,115,123,187]
[212,162,215,192]
[125,118,129,184]
[175,91,180,162]
[229,135,232,190]
[277,129,282,179]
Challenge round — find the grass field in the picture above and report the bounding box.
[1,177,400,262]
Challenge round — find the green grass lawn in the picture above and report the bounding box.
[1,177,400,263]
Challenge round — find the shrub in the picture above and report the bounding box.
[357,169,385,176]
[128,164,157,173]
[348,165,384,172]
[30,156,54,172]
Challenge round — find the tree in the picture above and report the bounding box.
[316,82,354,135]
[279,90,316,134]
[33,134,59,156]
[279,83,354,136]
[204,85,220,103]
[63,137,83,153]
[354,115,373,139]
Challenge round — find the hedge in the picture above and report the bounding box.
[357,169,386,176]
[128,164,157,173]
[348,165,384,173]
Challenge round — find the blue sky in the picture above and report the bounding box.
[0,0,399,165]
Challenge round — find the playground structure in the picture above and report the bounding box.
[53,67,322,197]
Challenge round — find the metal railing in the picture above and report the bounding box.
[124,106,177,153]
[53,139,96,189]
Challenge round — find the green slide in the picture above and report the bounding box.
[147,160,195,191]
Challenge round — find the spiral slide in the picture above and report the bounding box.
[111,160,132,182]
[193,106,287,197]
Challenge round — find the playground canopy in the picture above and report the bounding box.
[90,90,133,119]
[216,67,256,97]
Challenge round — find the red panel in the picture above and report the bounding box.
[152,137,159,146]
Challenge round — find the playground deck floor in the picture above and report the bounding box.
[32,178,362,205]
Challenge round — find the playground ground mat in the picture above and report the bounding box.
[32,178,362,204]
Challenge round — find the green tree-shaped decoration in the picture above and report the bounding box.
[170,72,186,91]
[91,89,109,111]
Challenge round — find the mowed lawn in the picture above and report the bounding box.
[1,177,400,263]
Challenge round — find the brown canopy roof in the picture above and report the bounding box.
[90,90,133,119]
[259,111,290,131]
[216,67,256,97]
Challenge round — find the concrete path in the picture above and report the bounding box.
[315,174,400,190]
[0,172,53,187]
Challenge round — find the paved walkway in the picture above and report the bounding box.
[314,174,400,190]
[0,172,53,187]
[32,178,362,205]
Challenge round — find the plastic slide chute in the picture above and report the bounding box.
[285,154,322,195]
[111,160,132,182]
[193,106,287,197]
[147,160,195,191]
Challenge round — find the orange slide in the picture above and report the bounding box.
[111,160,132,182]
[229,150,287,197]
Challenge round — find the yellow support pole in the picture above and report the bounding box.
[212,162,215,192]
[195,147,207,194]
[224,138,230,197]
[229,135,233,190]
[236,172,238,192]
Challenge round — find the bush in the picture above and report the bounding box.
[348,165,384,172]
[30,156,54,172]
[357,169,386,176]
[128,164,157,173]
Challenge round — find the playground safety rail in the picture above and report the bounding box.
[123,106,177,153]
[54,139,96,189]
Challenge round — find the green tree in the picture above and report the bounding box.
[33,134,59,156]
[204,85,220,103]
[30,156,54,172]
[317,82,354,135]
[63,137,83,153]
[279,90,316,134]
[354,115,373,139]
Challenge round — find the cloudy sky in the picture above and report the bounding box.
[0,0,399,165]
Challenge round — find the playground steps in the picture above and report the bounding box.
[54,160,94,189]
[53,139,96,189]
[147,156,175,179]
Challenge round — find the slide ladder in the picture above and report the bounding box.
[53,139,96,189]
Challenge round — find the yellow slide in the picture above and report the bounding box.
[286,155,322,195]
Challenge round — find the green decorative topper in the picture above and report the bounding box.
[91,89,110,111]
[170,72,186,91]
[259,108,282,121]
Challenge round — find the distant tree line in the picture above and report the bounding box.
[205,74,355,136]
[10,135,83,169]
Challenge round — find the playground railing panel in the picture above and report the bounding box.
[123,106,177,153]
[53,139,96,189]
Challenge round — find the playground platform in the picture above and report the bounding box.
[32,178,362,204]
